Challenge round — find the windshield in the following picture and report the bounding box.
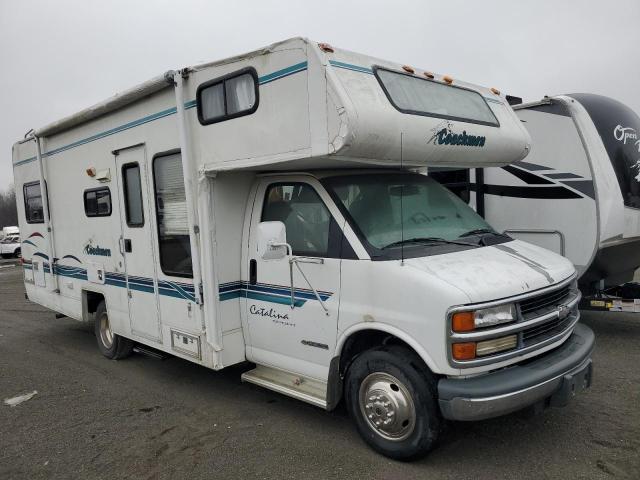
[323,173,507,259]
[570,93,640,209]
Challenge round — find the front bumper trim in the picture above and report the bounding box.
[438,323,594,421]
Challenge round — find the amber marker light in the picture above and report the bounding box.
[318,43,334,53]
[452,311,475,332]
[402,65,415,74]
[490,87,501,95]
[86,167,96,177]
[452,342,476,361]
[423,71,435,79]
[443,75,453,84]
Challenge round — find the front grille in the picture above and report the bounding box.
[522,313,574,346]
[519,285,572,318]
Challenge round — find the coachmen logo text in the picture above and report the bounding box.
[84,244,111,257]
[429,128,486,147]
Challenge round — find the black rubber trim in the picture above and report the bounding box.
[438,323,595,400]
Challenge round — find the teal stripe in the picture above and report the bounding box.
[258,61,307,84]
[13,61,308,167]
[329,60,373,75]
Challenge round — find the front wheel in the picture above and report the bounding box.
[94,301,134,360]
[345,345,442,461]
[14,248,21,259]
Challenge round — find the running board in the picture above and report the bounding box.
[241,365,327,409]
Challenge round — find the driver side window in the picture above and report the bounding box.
[262,183,331,257]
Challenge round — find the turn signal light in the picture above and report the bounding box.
[452,342,476,360]
[452,311,475,332]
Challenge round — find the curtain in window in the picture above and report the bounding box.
[226,74,255,114]
[201,83,225,120]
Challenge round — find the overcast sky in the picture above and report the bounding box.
[1,0,639,191]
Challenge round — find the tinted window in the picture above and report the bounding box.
[570,93,640,208]
[262,183,331,257]
[23,182,44,223]
[197,69,258,125]
[84,187,112,217]
[122,163,144,226]
[153,152,192,277]
[375,68,499,127]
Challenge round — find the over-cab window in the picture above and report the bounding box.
[196,68,259,125]
[153,151,192,277]
[261,183,332,257]
[84,187,112,217]
[374,67,499,127]
[23,181,44,223]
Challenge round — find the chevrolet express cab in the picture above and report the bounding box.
[12,38,594,460]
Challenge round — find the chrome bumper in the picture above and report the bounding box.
[438,323,594,421]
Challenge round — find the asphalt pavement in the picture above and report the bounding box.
[0,265,638,479]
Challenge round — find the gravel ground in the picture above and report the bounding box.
[0,266,638,479]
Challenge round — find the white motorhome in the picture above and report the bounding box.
[12,38,594,460]
[0,226,19,240]
[433,94,640,310]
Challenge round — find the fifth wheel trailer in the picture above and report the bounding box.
[431,93,640,311]
[12,38,593,460]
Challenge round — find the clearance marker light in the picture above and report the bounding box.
[491,87,501,95]
[423,71,435,79]
[86,167,96,177]
[318,43,334,53]
[443,75,453,84]
[402,65,415,74]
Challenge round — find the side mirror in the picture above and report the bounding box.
[257,221,290,260]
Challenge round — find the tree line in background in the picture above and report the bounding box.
[0,185,18,229]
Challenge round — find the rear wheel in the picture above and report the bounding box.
[14,248,21,259]
[94,301,134,359]
[345,345,442,461]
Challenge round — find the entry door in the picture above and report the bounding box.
[246,178,342,379]
[114,145,160,341]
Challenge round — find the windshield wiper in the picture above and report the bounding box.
[458,228,497,237]
[382,237,479,249]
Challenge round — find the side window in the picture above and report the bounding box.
[261,183,332,257]
[23,181,44,223]
[84,187,112,217]
[122,163,144,227]
[196,68,259,125]
[153,152,192,277]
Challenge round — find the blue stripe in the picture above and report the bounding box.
[14,61,309,167]
[329,60,373,75]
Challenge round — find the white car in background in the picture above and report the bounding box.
[0,236,21,258]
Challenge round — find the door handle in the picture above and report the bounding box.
[124,239,132,253]
[249,259,257,285]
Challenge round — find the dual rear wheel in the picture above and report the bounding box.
[94,301,134,360]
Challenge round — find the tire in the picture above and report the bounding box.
[344,345,442,461]
[14,248,21,259]
[94,301,134,360]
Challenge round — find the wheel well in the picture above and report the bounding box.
[82,290,105,322]
[338,330,425,377]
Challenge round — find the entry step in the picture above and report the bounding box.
[241,365,327,409]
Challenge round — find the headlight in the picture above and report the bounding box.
[452,303,516,332]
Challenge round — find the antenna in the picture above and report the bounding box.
[400,132,405,266]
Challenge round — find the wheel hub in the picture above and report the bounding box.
[99,313,113,349]
[359,372,416,441]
